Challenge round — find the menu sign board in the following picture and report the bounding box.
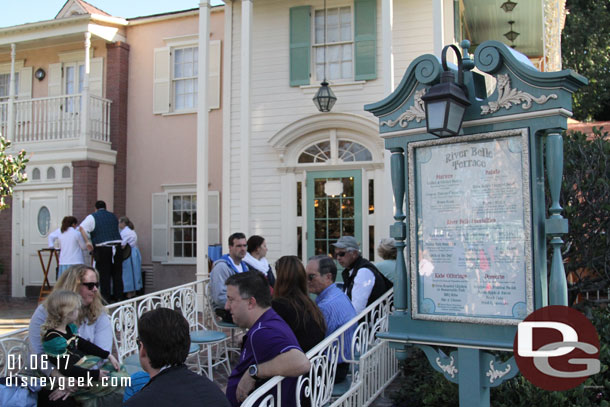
[409,129,533,325]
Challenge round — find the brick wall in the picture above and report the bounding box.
[0,197,12,297]
[72,160,99,223]
[106,42,130,217]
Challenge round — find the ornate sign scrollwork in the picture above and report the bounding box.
[436,355,458,378]
[486,360,512,383]
[481,74,558,115]
[381,89,427,128]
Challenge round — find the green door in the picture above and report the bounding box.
[307,170,362,260]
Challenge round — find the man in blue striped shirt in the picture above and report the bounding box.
[306,255,357,383]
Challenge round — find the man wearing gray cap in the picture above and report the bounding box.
[333,236,393,313]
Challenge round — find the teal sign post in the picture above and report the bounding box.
[364,40,587,406]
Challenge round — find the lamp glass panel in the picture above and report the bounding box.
[427,101,447,130]
[447,102,466,134]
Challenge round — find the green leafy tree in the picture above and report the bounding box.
[562,0,610,121]
[0,135,28,210]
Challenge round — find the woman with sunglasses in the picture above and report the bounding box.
[28,264,112,406]
[271,256,326,352]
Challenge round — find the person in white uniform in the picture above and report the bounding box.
[119,216,143,298]
[47,216,86,277]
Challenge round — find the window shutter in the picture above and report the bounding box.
[151,193,169,262]
[289,6,311,87]
[153,47,170,114]
[48,63,62,97]
[354,0,377,81]
[17,67,32,99]
[89,57,104,97]
[208,40,221,110]
[208,191,220,245]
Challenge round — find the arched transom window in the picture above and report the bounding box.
[298,139,372,164]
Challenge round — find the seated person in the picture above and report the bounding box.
[124,308,230,407]
[210,232,248,322]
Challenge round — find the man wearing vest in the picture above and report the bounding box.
[333,236,393,314]
[79,200,123,302]
[210,232,249,322]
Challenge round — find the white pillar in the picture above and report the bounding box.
[381,0,395,247]
[7,44,16,141]
[433,0,444,57]
[80,32,91,146]
[240,0,252,236]
[221,0,233,252]
[197,0,211,280]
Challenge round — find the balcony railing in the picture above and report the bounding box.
[0,94,111,143]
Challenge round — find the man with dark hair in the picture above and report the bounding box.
[306,255,356,383]
[332,236,393,314]
[210,232,249,321]
[79,200,123,302]
[125,308,230,407]
[224,271,310,407]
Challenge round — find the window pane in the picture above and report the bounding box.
[369,179,375,214]
[184,243,193,257]
[369,225,375,260]
[173,196,182,211]
[174,243,183,257]
[174,229,183,242]
[315,220,327,239]
[296,182,302,217]
[175,49,184,63]
[315,198,327,218]
[327,9,339,42]
[173,211,182,225]
[315,11,325,44]
[184,227,193,242]
[328,198,340,218]
[328,220,341,238]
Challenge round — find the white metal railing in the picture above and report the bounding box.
[0,94,111,143]
[0,279,210,377]
[242,288,397,407]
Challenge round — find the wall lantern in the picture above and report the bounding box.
[500,0,517,12]
[35,68,46,81]
[421,44,471,138]
[312,0,337,112]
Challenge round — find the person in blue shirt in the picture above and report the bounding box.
[306,255,357,383]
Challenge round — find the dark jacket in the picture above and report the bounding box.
[123,365,230,407]
[91,209,121,244]
[341,256,393,308]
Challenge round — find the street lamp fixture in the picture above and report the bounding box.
[421,44,471,138]
[500,0,517,13]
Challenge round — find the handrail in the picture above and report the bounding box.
[241,288,395,407]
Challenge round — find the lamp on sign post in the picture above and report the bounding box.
[421,44,471,138]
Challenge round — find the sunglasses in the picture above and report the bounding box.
[81,282,99,290]
[335,251,348,258]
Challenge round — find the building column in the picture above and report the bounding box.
[105,42,130,217]
[381,0,395,249]
[80,32,91,147]
[433,0,444,57]
[197,0,211,279]
[0,197,13,296]
[72,160,100,224]
[7,44,16,142]
[240,0,252,235]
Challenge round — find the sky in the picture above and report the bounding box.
[0,0,225,28]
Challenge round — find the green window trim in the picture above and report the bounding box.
[289,6,312,87]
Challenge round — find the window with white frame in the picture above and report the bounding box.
[173,47,198,111]
[314,6,353,81]
[0,72,19,101]
[298,138,372,164]
[151,188,220,263]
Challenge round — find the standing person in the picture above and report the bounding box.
[332,236,393,314]
[124,308,230,407]
[47,216,86,277]
[210,232,249,322]
[243,235,276,287]
[272,256,326,352]
[119,216,143,299]
[306,255,357,383]
[374,238,397,283]
[79,201,123,302]
[28,265,112,406]
[224,271,310,407]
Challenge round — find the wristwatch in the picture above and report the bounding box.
[248,364,259,379]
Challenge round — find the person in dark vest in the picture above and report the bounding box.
[333,236,393,314]
[79,200,123,303]
[210,232,249,322]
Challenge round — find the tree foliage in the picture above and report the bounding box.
[562,0,610,121]
[0,136,28,210]
[560,128,610,302]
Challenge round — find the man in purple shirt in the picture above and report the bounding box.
[224,271,310,406]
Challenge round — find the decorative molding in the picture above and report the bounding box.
[481,74,558,115]
[436,355,458,378]
[486,360,512,383]
[381,89,427,128]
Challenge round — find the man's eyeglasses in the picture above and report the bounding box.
[81,282,99,290]
[136,337,142,348]
[335,251,347,258]
[307,274,318,281]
